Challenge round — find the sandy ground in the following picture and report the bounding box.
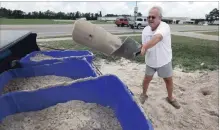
[94,58,219,130]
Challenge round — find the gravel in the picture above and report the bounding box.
[2,75,73,94]
[0,100,122,130]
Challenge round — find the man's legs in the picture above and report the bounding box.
[142,75,153,96]
[163,77,174,100]
[157,62,180,109]
[163,76,180,109]
[140,65,155,104]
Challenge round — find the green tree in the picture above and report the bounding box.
[137,12,142,16]
[206,8,219,23]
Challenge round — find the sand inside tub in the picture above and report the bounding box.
[0,100,122,130]
[2,75,73,94]
[30,53,57,62]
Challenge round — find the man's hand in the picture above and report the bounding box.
[141,46,147,55]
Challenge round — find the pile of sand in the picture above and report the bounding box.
[0,100,122,130]
[2,75,73,94]
[95,58,219,130]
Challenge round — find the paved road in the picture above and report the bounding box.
[0,24,218,38]
[37,31,219,43]
[0,24,140,38]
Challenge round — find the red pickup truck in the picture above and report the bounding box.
[115,18,129,27]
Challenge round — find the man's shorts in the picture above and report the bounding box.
[145,62,173,78]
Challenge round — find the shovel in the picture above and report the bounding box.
[72,20,142,59]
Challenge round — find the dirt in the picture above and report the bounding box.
[0,100,122,130]
[2,75,73,94]
[94,58,219,130]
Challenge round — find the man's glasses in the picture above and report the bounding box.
[147,16,156,20]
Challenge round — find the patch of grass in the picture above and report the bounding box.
[0,18,114,25]
[38,40,120,62]
[171,35,219,71]
[37,35,72,39]
[178,30,218,32]
[37,32,141,39]
[199,31,219,36]
[113,32,142,35]
[38,35,219,72]
[91,21,113,24]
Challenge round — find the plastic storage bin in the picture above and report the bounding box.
[0,75,153,130]
[19,50,94,67]
[0,58,97,95]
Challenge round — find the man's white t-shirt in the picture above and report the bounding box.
[142,21,172,68]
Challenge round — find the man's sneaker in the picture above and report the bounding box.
[139,93,148,104]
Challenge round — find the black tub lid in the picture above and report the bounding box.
[0,30,31,52]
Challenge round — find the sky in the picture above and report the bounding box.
[1,1,219,19]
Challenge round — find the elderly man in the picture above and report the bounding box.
[139,6,180,109]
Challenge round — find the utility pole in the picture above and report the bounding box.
[133,1,138,32]
[134,1,138,22]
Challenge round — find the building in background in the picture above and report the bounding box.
[98,16,193,24]
[97,16,219,25]
[97,17,118,21]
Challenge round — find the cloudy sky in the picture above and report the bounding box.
[1,1,218,19]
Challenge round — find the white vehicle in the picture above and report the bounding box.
[129,17,148,29]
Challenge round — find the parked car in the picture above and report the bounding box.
[115,17,129,27]
[129,17,148,29]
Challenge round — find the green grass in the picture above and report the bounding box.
[171,35,218,71]
[114,32,142,35]
[38,35,219,72]
[91,21,113,24]
[38,40,120,61]
[199,31,219,36]
[37,32,141,39]
[0,18,114,25]
[37,35,72,39]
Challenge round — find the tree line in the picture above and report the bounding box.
[0,7,132,20]
[0,7,102,20]
[0,7,218,23]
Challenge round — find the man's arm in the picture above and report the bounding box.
[143,34,163,50]
[141,24,170,55]
[141,34,163,55]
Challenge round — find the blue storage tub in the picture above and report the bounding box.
[19,50,94,67]
[0,75,154,130]
[0,58,97,95]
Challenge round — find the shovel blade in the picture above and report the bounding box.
[112,37,142,59]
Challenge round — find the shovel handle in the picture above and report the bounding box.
[134,45,142,57]
[134,51,141,56]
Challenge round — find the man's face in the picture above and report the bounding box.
[148,8,161,30]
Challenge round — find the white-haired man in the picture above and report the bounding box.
[139,6,180,109]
